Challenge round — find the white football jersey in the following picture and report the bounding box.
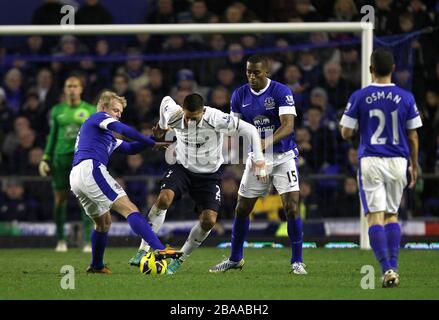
[159,96,239,173]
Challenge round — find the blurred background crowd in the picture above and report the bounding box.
[1,0,439,223]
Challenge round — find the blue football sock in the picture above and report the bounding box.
[384,223,401,270]
[230,216,250,262]
[368,225,391,274]
[127,212,165,250]
[91,230,108,269]
[288,217,303,263]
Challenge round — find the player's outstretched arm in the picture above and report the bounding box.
[115,140,170,154]
[107,121,156,147]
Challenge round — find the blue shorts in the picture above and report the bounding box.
[160,164,223,213]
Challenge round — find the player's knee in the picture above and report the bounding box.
[235,203,252,219]
[95,217,111,232]
[157,191,173,209]
[200,211,217,231]
[284,202,299,219]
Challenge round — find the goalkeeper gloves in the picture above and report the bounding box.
[38,160,51,177]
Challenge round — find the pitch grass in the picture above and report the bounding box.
[0,248,438,300]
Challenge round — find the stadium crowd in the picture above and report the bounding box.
[1,0,439,222]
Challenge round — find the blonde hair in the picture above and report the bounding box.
[97,90,127,110]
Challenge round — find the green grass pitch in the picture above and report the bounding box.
[1,247,438,300]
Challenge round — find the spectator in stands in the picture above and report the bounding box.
[332,0,359,22]
[32,0,63,25]
[125,154,149,209]
[226,43,247,83]
[341,147,359,177]
[9,129,39,174]
[203,34,227,85]
[331,176,360,217]
[299,179,319,219]
[112,73,135,107]
[308,87,337,127]
[117,48,150,92]
[133,87,157,127]
[177,0,217,23]
[294,0,322,22]
[169,69,210,100]
[159,35,195,74]
[146,0,177,24]
[215,66,238,92]
[283,64,307,119]
[0,88,14,144]
[209,85,230,112]
[304,105,337,172]
[298,50,321,89]
[19,90,48,138]
[147,68,168,106]
[295,127,313,175]
[33,68,60,114]
[319,61,355,110]
[340,46,361,87]
[0,178,38,221]
[75,0,113,25]
[374,0,400,36]
[309,32,340,65]
[407,0,433,30]
[219,172,239,219]
[2,117,31,159]
[3,68,24,115]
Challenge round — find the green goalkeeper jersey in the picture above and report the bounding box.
[43,101,96,160]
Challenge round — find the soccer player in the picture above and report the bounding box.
[209,55,307,274]
[129,93,267,274]
[39,76,95,252]
[69,91,181,273]
[339,48,422,288]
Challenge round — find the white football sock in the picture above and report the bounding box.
[180,222,211,261]
[138,204,167,251]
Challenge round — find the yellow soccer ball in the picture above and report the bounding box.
[139,252,168,275]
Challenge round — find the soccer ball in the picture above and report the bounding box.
[139,252,168,275]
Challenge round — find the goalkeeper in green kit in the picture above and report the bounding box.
[39,76,96,252]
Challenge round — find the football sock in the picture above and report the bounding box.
[384,223,401,270]
[127,212,165,250]
[54,202,67,241]
[81,207,92,243]
[230,216,250,262]
[91,230,108,269]
[139,205,167,251]
[180,222,211,261]
[288,217,303,263]
[368,225,391,273]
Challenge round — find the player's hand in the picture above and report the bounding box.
[152,141,171,151]
[38,160,50,177]
[252,160,268,183]
[408,165,417,189]
[152,124,167,139]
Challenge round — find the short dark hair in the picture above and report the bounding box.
[183,93,204,112]
[371,48,394,77]
[247,55,268,66]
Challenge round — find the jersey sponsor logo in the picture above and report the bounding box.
[264,96,276,110]
[365,91,401,104]
[286,95,294,106]
[253,115,271,126]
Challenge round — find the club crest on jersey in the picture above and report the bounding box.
[264,96,275,110]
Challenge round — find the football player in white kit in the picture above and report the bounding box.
[129,93,267,274]
[340,48,422,287]
[210,55,307,274]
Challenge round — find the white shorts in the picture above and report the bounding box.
[70,159,126,218]
[238,150,300,198]
[358,157,408,215]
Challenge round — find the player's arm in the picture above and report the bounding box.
[340,126,355,140]
[99,117,156,147]
[339,94,359,140]
[407,129,419,189]
[114,139,168,154]
[39,108,58,176]
[264,114,295,150]
[157,96,182,136]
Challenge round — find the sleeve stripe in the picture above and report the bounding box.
[99,117,117,130]
[279,106,297,116]
[340,115,358,129]
[406,116,422,129]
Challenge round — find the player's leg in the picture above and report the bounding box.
[360,158,395,286]
[137,189,174,252]
[168,209,218,274]
[87,212,112,273]
[53,189,69,252]
[273,155,305,273]
[80,205,93,252]
[384,213,400,271]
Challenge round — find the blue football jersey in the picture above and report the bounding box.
[340,83,422,159]
[231,79,297,153]
[73,112,123,166]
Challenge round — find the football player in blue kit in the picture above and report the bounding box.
[70,91,182,273]
[340,48,422,287]
[210,55,307,274]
